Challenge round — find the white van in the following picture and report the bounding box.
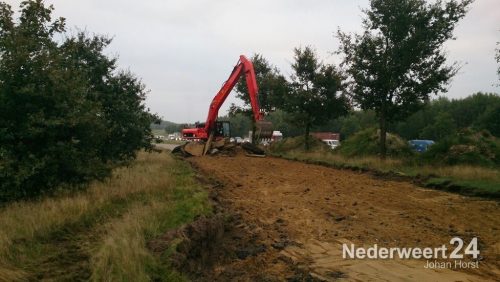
[323,139,340,149]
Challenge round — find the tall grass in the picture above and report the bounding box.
[90,201,181,282]
[412,164,499,181]
[282,151,404,172]
[0,151,210,281]
[274,150,500,190]
[271,134,500,188]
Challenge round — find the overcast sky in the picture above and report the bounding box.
[6,0,500,123]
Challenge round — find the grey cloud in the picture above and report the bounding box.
[5,0,500,123]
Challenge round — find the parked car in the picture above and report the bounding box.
[408,140,435,152]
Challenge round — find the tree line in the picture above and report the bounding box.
[165,0,492,156]
[223,92,499,142]
[226,0,496,157]
[0,1,158,201]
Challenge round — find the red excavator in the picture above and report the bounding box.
[179,55,272,155]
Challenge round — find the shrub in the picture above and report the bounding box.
[336,128,413,157]
[421,128,500,167]
[269,135,330,154]
[0,1,158,201]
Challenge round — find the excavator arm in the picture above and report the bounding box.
[182,55,272,140]
[205,55,263,128]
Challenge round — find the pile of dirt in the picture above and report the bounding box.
[337,128,413,157]
[421,128,500,166]
[172,139,265,157]
[172,139,237,157]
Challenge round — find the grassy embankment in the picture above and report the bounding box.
[0,151,209,282]
[269,136,500,198]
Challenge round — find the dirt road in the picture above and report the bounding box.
[189,152,500,281]
[155,143,180,151]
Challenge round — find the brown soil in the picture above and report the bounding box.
[186,152,500,281]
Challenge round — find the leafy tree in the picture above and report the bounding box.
[475,104,500,137]
[338,0,472,158]
[151,120,182,133]
[393,93,500,139]
[221,110,304,139]
[338,110,378,139]
[448,92,497,129]
[393,106,434,140]
[61,33,158,163]
[0,0,157,201]
[234,53,287,113]
[315,110,378,140]
[219,112,251,137]
[420,112,456,140]
[282,47,349,150]
[164,122,182,134]
[232,54,288,143]
[496,42,500,82]
[266,109,303,137]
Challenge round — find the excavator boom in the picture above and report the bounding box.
[182,55,272,140]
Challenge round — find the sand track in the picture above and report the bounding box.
[190,153,499,281]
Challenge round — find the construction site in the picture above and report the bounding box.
[157,51,499,281]
[166,148,499,281]
[1,0,499,281]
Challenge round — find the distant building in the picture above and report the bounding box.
[310,132,340,141]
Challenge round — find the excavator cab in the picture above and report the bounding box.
[215,121,231,138]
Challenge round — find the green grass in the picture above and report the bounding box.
[423,177,500,198]
[0,152,211,281]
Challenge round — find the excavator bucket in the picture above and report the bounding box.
[172,142,206,157]
[255,120,273,139]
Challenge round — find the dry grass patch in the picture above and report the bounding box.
[275,150,499,197]
[0,151,210,281]
[415,165,499,181]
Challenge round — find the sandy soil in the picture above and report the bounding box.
[188,152,500,281]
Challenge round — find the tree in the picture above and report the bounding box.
[232,54,288,143]
[392,93,500,139]
[475,104,500,137]
[219,112,252,137]
[448,92,498,129]
[61,33,159,163]
[496,42,500,82]
[420,112,456,140]
[266,109,303,137]
[282,47,349,150]
[338,0,472,158]
[0,0,157,201]
[163,122,182,134]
